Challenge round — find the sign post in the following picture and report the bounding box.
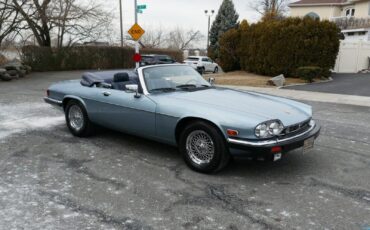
[128,1,146,69]
[134,0,139,69]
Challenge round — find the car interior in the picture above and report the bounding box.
[80,71,140,92]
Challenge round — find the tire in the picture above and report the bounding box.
[198,67,205,75]
[65,100,94,137]
[213,67,219,73]
[0,73,12,81]
[179,121,230,173]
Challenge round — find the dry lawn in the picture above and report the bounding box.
[205,71,309,88]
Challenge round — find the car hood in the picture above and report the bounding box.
[151,87,311,126]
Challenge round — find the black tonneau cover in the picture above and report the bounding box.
[80,69,137,87]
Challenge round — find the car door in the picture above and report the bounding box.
[208,58,217,70]
[87,87,157,138]
[201,58,210,71]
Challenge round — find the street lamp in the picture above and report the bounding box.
[204,10,215,50]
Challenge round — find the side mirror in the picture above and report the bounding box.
[208,77,215,85]
[126,84,141,98]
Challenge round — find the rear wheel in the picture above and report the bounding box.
[199,67,205,75]
[179,121,230,173]
[213,66,219,73]
[65,100,94,137]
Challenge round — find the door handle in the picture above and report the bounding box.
[102,91,111,96]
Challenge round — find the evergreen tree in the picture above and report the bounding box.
[209,0,239,60]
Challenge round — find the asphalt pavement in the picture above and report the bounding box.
[284,73,370,97]
[0,71,369,230]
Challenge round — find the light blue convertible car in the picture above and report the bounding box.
[45,64,320,173]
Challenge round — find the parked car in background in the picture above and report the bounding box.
[44,64,320,174]
[184,56,219,74]
[140,54,176,66]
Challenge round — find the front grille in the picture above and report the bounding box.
[280,119,311,137]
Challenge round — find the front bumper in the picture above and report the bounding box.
[228,123,321,158]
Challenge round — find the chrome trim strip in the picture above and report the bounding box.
[44,97,63,106]
[228,121,316,147]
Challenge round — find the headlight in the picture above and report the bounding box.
[255,120,284,138]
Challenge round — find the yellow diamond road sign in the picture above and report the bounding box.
[128,23,145,41]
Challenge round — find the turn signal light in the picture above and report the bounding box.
[271,146,282,153]
[227,129,239,136]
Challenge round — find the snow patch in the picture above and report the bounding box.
[0,102,64,140]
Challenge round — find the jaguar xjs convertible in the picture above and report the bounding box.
[44,64,320,173]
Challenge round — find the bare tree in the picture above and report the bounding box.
[12,0,53,46]
[166,28,204,50]
[0,0,23,46]
[51,0,113,47]
[139,27,165,48]
[10,0,113,47]
[251,0,289,19]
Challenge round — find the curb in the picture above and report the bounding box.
[278,77,333,89]
[221,84,370,108]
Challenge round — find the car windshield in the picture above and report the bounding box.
[143,65,211,93]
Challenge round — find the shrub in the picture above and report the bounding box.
[21,46,183,72]
[296,66,322,82]
[218,17,340,77]
[219,28,241,72]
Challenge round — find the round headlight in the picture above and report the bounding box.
[255,123,268,138]
[269,122,284,135]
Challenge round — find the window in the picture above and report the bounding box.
[345,8,355,17]
[202,58,209,62]
[185,57,200,62]
[305,12,320,20]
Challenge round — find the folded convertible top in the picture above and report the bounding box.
[80,70,138,87]
[80,72,103,87]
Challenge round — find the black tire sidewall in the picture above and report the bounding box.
[65,100,90,137]
[214,67,219,73]
[179,121,228,173]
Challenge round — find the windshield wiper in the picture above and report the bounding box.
[150,87,177,93]
[176,84,197,89]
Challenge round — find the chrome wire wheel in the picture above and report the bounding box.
[186,130,215,165]
[68,105,84,131]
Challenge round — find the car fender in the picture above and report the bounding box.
[176,115,228,141]
[62,95,87,110]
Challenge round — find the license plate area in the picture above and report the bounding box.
[303,137,315,153]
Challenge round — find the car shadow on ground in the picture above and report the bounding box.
[90,126,312,180]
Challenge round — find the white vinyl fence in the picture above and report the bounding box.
[334,40,370,73]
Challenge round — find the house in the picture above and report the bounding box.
[290,0,370,41]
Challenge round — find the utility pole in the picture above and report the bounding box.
[134,0,140,69]
[204,10,215,50]
[119,0,123,47]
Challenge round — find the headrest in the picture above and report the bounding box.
[113,72,130,82]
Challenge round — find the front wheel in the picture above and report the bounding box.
[65,100,94,137]
[179,121,230,173]
[213,66,219,73]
